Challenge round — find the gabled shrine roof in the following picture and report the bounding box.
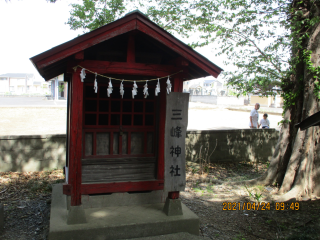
[30,10,223,81]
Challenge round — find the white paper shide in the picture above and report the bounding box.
[155,79,160,96]
[107,78,113,97]
[132,81,138,99]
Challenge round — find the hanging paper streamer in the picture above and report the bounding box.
[132,81,138,99]
[107,78,113,97]
[80,68,86,82]
[166,76,172,94]
[120,80,124,98]
[143,80,149,98]
[155,78,160,96]
[93,73,98,93]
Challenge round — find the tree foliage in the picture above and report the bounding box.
[190,0,292,97]
[67,0,128,32]
[65,0,296,97]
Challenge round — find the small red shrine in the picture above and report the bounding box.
[30,11,222,208]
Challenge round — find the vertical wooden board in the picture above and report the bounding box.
[131,132,144,154]
[122,132,128,154]
[164,92,189,192]
[113,133,119,154]
[85,133,93,156]
[96,132,110,155]
[69,70,83,206]
[147,132,154,154]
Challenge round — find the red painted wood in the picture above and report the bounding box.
[127,33,135,63]
[168,191,179,199]
[69,69,84,206]
[63,184,71,195]
[31,12,222,80]
[74,51,84,60]
[35,20,137,69]
[63,180,164,195]
[136,20,221,78]
[78,60,179,77]
[173,78,183,92]
[157,80,166,180]
[169,56,189,67]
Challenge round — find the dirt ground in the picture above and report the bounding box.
[0,106,282,136]
[0,108,67,136]
[0,106,316,239]
[1,163,320,240]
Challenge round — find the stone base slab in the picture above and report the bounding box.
[49,184,199,240]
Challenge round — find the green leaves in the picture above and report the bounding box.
[66,0,127,33]
[65,0,318,108]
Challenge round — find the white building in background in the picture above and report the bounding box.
[48,74,68,100]
[183,78,227,96]
[0,73,50,95]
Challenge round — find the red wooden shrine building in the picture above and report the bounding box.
[30,11,222,206]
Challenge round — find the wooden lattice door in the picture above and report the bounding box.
[82,82,158,184]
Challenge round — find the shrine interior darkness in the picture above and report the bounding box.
[84,31,178,64]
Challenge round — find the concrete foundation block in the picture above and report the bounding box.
[49,184,199,240]
[68,190,167,210]
[163,198,183,216]
[67,205,87,225]
[0,203,4,231]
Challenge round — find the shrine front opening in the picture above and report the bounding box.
[82,80,159,184]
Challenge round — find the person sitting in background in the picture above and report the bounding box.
[249,103,260,128]
[260,113,270,128]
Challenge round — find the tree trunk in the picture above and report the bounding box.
[244,0,320,201]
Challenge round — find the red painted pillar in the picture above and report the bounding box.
[168,191,180,199]
[157,79,166,180]
[69,69,83,206]
[173,77,183,92]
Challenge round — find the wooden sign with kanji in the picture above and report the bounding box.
[164,92,189,192]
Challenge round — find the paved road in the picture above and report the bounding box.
[0,97,67,107]
[0,99,283,135]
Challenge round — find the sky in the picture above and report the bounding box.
[0,0,225,82]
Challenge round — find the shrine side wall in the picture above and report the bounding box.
[0,134,66,172]
[0,129,279,172]
[185,129,279,164]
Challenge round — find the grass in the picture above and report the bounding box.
[233,233,246,240]
[206,185,214,193]
[256,185,264,191]
[266,220,272,224]
[193,188,203,193]
[244,185,263,202]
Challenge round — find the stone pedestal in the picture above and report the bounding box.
[67,205,87,225]
[162,197,183,216]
